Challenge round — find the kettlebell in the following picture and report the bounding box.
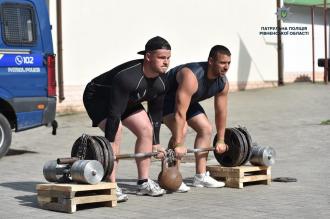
[158,159,183,192]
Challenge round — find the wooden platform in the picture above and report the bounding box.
[206,165,271,189]
[36,182,117,213]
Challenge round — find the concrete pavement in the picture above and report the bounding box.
[0,82,329,218]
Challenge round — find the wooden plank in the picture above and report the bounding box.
[72,194,117,205]
[38,201,74,213]
[36,182,116,193]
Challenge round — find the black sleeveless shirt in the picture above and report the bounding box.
[165,62,227,103]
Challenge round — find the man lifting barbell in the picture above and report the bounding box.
[83,36,171,201]
[163,45,232,192]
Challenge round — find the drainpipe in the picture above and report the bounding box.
[277,0,284,86]
[311,6,315,83]
[324,0,328,84]
[56,0,65,102]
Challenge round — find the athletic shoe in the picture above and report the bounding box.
[176,182,190,193]
[136,179,165,196]
[192,171,225,188]
[116,186,128,202]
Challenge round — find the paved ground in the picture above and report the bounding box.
[0,82,329,218]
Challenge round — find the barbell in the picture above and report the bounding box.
[58,127,275,181]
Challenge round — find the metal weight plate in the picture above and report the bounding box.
[96,136,114,179]
[237,126,253,165]
[213,128,244,167]
[43,160,71,183]
[71,135,98,160]
[250,146,276,166]
[92,137,105,168]
[71,160,104,184]
[90,136,105,173]
[93,136,111,180]
[232,128,245,166]
[71,134,105,168]
[232,127,247,166]
[92,136,109,180]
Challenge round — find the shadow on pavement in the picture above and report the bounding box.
[15,194,38,208]
[117,178,138,194]
[0,181,44,209]
[6,149,38,156]
[0,181,43,193]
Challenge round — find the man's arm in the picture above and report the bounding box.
[105,81,129,142]
[173,67,198,148]
[214,82,229,153]
[148,94,166,158]
[147,94,164,145]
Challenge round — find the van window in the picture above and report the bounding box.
[0,3,36,45]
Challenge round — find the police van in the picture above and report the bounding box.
[0,0,56,158]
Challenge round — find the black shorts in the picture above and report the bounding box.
[162,97,206,120]
[83,82,145,127]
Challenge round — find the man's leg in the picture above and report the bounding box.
[188,113,225,188]
[163,114,191,192]
[122,110,153,180]
[98,119,122,182]
[187,113,212,174]
[98,119,129,202]
[123,110,165,196]
[163,113,188,149]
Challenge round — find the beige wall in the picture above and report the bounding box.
[48,0,278,113]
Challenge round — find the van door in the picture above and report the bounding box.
[0,1,47,98]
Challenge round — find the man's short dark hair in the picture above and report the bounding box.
[208,45,231,59]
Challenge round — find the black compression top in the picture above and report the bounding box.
[165,62,227,103]
[91,59,166,144]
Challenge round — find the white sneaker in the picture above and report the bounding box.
[176,182,190,193]
[116,186,128,202]
[136,179,165,197]
[192,171,225,188]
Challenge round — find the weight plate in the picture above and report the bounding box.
[237,127,253,165]
[213,128,243,167]
[230,128,246,166]
[232,127,247,166]
[93,136,109,180]
[97,136,114,179]
[71,135,97,160]
[71,160,104,184]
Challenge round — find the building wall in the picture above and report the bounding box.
[282,5,330,83]
[48,0,278,113]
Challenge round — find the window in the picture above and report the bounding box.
[1,3,37,45]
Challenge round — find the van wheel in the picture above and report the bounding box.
[0,113,12,159]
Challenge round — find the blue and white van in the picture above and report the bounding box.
[0,0,56,158]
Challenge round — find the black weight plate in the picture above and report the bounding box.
[237,127,252,165]
[93,136,109,180]
[230,128,246,166]
[232,128,247,166]
[71,135,98,160]
[91,137,105,170]
[96,136,114,180]
[213,128,243,167]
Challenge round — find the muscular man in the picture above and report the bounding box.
[163,45,231,192]
[83,36,171,201]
